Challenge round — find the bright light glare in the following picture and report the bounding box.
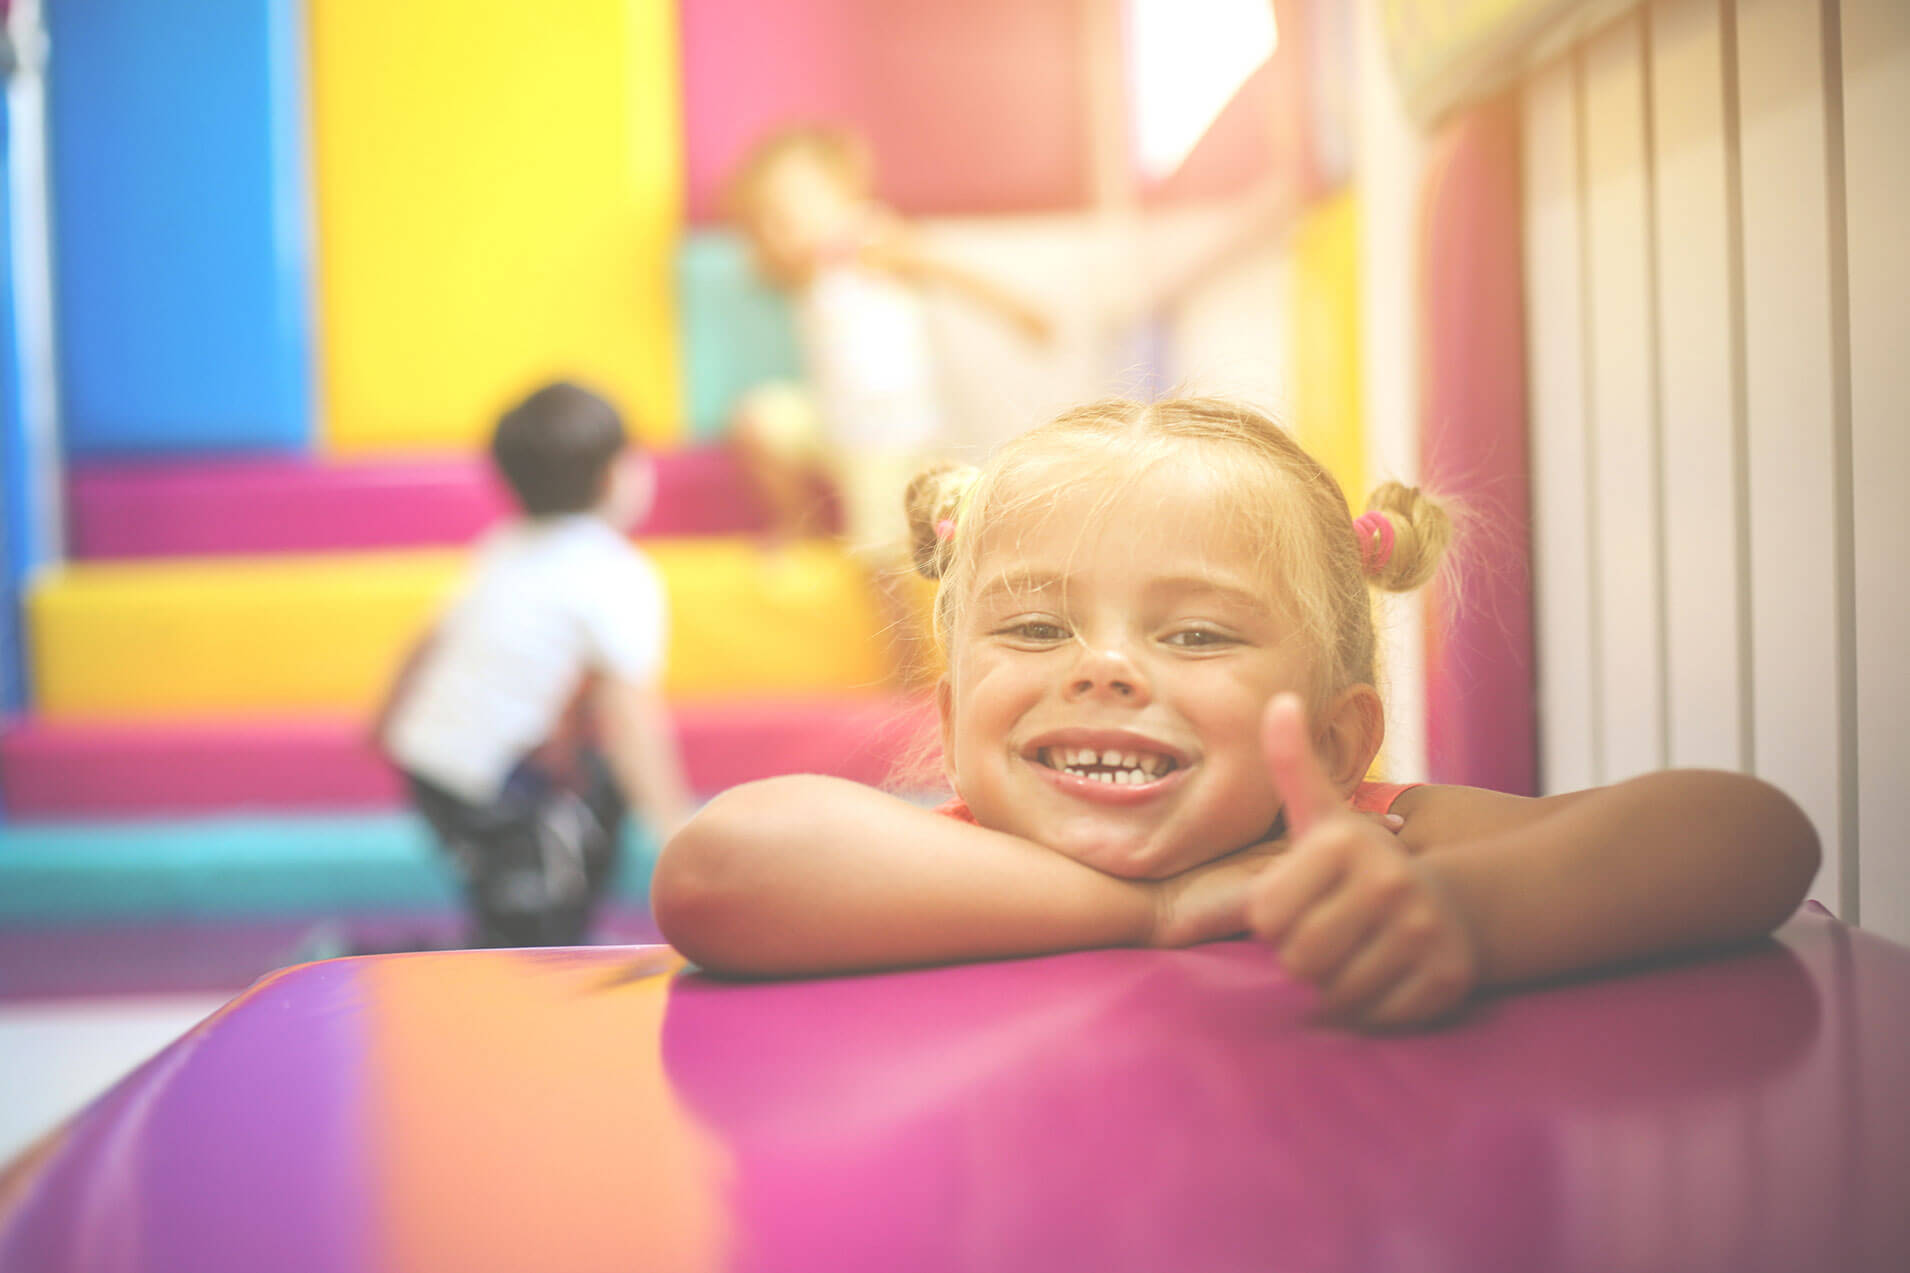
[1126,0,1279,181]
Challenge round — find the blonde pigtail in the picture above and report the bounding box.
[904,463,978,580]
[1359,482,1453,593]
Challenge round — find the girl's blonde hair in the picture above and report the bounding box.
[903,397,1453,703]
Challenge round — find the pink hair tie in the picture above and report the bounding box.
[1353,511,1394,574]
[934,518,956,542]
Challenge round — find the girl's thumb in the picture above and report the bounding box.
[1263,692,1339,838]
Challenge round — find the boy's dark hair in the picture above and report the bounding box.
[490,381,629,516]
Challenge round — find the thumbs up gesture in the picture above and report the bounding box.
[1249,693,1481,1028]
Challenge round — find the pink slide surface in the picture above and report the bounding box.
[0,696,937,818]
[66,447,774,560]
[3,908,1905,1270]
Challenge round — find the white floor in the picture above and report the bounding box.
[0,993,232,1164]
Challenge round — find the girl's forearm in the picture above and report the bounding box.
[652,776,1158,977]
[1423,770,1820,987]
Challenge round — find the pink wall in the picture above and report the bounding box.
[681,0,1090,220]
[1419,99,1536,796]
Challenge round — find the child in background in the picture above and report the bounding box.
[378,381,693,948]
[654,397,1819,1029]
[724,125,1052,681]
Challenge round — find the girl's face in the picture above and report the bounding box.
[940,456,1319,880]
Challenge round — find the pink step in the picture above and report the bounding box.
[66,447,787,559]
[0,696,939,819]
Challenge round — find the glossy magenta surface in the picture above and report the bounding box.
[3,907,1906,1272]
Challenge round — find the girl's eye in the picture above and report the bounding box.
[1004,620,1068,642]
[1165,628,1233,648]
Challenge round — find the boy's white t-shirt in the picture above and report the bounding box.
[385,515,667,804]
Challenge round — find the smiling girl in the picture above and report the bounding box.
[653,397,1818,1028]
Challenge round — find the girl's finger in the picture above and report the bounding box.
[1274,878,1390,985]
[1315,908,1443,1017]
[1350,953,1473,1030]
[1246,831,1348,945]
[1262,692,1343,840]
[1272,846,1414,982]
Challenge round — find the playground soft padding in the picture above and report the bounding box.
[0,695,936,818]
[65,447,782,560]
[47,0,313,455]
[310,0,682,451]
[676,233,805,441]
[680,0,1091,221]
[2,908,1907,1270]
[1418,99,1537,795]
[0,812,584,925]
[26,540,891,717]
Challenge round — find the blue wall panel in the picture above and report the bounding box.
[2,92,27,726]
[48,0,313,455]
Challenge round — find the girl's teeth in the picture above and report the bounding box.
[1039,746,1178,781]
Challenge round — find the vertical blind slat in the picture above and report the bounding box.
[1841,0,1910,941]
[1583,12,1668,783]
[1650,0,1748,773]
[1736,0,1847,913]
[1523,58,1597,795]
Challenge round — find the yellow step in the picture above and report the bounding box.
[28,540,892,719]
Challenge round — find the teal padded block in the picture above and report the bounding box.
[0,814,660,924]
[676,230,803,441]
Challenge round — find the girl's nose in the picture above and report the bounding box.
[1064,644,1152,704]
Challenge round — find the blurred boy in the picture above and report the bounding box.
[377,381,692,947]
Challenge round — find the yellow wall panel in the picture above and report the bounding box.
[312,1,683,451]
[29,541,889,719]
[1289,193,1366,507]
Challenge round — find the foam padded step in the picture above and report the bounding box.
[0,813,658,925]
[0,906,663,1001]
[0,696,938,819]
[67,447,786,560]
[28,540,894,718]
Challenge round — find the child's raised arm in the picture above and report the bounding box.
[596,675,696,843]
[652,774,1275,977]
[1249,694,1821,1029]
[861,222,1054,345]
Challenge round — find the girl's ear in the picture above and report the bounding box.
[936,676,958,787]
[1316,684,1385,794]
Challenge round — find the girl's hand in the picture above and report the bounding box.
[1148,807,1408,951]
[1148,839,1289,949]
[1248,694,1482,1029]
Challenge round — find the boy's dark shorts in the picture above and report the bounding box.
[405,751,626,948]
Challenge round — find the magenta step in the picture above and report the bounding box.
[0,696,939,819]
[67,447,788,559]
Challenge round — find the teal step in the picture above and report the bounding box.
[0,813,661,925]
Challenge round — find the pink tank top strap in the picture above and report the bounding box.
[1351,780,1421,814]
